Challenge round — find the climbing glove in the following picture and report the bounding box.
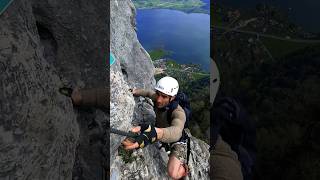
[135,124,158,148]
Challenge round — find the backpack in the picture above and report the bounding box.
[211,97,256,180]
[166,92,191,129]
[165,92,192,163]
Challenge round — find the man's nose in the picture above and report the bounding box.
[156,96,163,102]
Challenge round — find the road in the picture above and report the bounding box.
[213,26,320,44]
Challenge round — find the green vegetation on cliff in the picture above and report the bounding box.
[149,49,171,61]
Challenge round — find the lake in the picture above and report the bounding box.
[223,0,320,33]
[136,8,210,71]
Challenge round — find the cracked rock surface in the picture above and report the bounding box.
[1,0,108,179]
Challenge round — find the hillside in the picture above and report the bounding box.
[133,0,208,13]
[212,2,320,179]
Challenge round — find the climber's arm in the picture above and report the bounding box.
[122,125,163,150]
[131,88,157,101]
[122,107,185,150]
[72,88,109,109]
[157,108,186,143]
[122,115,184,150]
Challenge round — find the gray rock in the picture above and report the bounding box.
[0,1,79,179]
[110,70,135,164]
[187,136,210,180]
[1,0,210,179]
[132,97,156,126]
[1,0,108,179]
[110,0,155,89]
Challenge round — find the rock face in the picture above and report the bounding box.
[110,0,156,177]
[0,0,108,179]
[1,0,209,178]
[110,0,210,179]
[110,0,155,89]
[110,0,155,162]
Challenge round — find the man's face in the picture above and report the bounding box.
[155,91,174,108]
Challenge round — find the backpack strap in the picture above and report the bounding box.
[166,100,179,125]
[186,130,191,164]
[165,94,192,165]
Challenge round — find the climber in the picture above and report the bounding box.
[122,76,189,180]
[59,87,109,109]
[210,60,244,180]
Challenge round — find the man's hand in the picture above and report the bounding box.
[71,88,82,105]
[122,126,141,150]
[129,88,139,96]
[122,125,160,150]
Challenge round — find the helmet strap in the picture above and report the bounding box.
[169,96,176,102]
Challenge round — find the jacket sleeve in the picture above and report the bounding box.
[134,89,157,101]
[160,107,186,143]
[211,136,243,180]
[78,88,109,109]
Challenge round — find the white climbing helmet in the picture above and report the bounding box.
[210,59,220,104]
[155,76,179,96]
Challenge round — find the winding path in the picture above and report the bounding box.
[213,26,320,44]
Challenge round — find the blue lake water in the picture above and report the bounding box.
[223,0,320,33]
[136,9,210,71]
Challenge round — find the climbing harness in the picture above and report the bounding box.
[0,0,14,15]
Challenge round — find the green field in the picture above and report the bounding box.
[133,0,206,13]
[216,36,320,59]
[262,38,320,58]
[148,49,171,61]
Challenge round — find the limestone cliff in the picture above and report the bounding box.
[0,0,108,179]
[0,0,210,179]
